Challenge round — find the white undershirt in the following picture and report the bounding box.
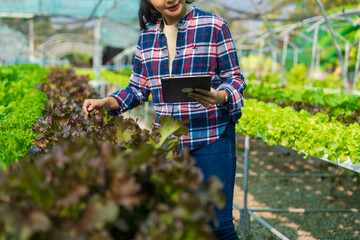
[163,6,191,77]
[163,21,178,77]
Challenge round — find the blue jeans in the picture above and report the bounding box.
[190,121,239,240]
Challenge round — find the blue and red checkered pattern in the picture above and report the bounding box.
[108,6,246,150]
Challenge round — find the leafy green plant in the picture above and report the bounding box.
[313,73,343,89]
[245,83,360,124]
[237,98,360,164]
[100,69,131,87]
[286,63,309,86]
[75,68,132,88]
[262,72,281,85]
[75,68,95,80]
[246,72,257,81]
[0,65,48,167]
[355,76,360,91]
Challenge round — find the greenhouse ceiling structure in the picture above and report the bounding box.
[0,0,139,20]
[1,0,359,85]
[233,8,360,89]
[0,22,30,64]
[0,0,140,77]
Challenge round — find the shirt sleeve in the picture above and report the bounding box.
[215,19,246,123]
[107,35,150,116]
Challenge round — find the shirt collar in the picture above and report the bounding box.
[156,6,196,32]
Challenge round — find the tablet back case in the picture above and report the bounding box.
[161,75,211,103]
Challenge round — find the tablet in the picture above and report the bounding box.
[161,75,211,103]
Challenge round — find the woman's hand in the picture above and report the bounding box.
[82,98,107,115]
[188,88,228,109]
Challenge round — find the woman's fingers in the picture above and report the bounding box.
[82,100,90,115]
[194,88,217,98]
[188,88,224,108]
[190,93,214,104]
[82,99,104,115]
[188,92,214,108]
[189,90,215,103]
[87,103,94,112]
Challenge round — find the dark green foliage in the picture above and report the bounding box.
[0,68,224,240]
[0,119,223,240]
[31,68,100,153]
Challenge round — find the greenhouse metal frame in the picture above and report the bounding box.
[234,135,360,240]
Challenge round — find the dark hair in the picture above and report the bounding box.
[138,0,194,30]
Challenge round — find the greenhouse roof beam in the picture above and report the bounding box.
[249,0,287,84]
[353,38,360,91]
[45,43,95,60]
[277,16,323,39]
[291,31,313,43]
[307,9,360,33]
[235,45,260,51]
[318,25,354,47]
[38,34,94,53]
[236,18,322,47]
[315,0,349,88]
[45,43,94,55]
[235,8,360,52]
[0,13,34,18]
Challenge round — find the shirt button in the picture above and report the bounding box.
[176,51,180,54]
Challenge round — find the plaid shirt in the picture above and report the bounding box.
[108,7,246,150]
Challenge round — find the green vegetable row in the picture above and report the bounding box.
[75,68,154,100]
[246,64,346,89]
[75,68,131,88]
[236,98,360,165]
[0,65,48,167]
[246,83,360,117]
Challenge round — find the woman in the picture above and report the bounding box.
[82,0,246,239]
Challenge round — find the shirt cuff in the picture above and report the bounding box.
[106,95,122,116]
[217,84,244,123]
[216,88,231,109]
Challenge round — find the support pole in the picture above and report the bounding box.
[235,173,341,178]
[316,48,321,73]
[249,0,287,85]
[309,26,319,87]
[281,34,289,71]
[258,39,265,80]
[238,48,243,70]
[144,102,149,124]
[248,211,290,240]
[263,51,270,76]
[249,208,360,213]
[29,18,35,62]
[354,38,360,91]
[94,18,102,82]
[272,50,277,73]
[315,0,348,88]
[291,43,299,67]
[344,42,350,86]
[240,135,250,240]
